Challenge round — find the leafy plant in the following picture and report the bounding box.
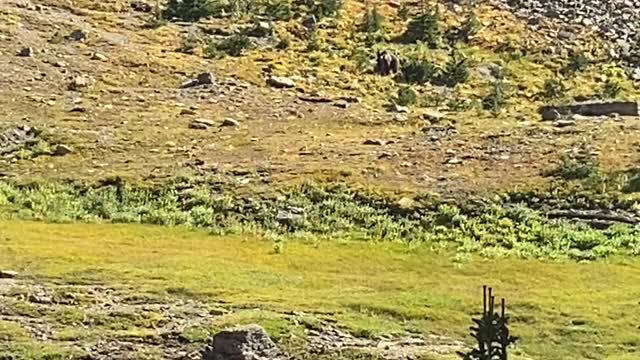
[359,6,385,34]
[600,79,623,99]
[204,34,252,57]
[545,148,600,181]
[178,29,203,54]
[263,0,293,21]
[458,286,518,360]
[482,79,508,115]
[562,50,589,75]
[437,51,469,87]
[399,56,436,84]
[396,85,418,106]
[401,6,441,48]
[312,0,343,19]
[163,0,219,22]
[543,78,566,99]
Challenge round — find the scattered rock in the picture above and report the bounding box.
[180,72,215,89]
[68,76,91,91]
[266,76,296,89]
[540,107,561,121]
[52,144,72,156]
[130,0,153,12]
[180,109,197,116]
[553,119,576,127]
[392,104,410,113]
[17,47,33,57]
[396,197,416,209]
[189,119,215,129]
[334,100,349,109]
[68,29,87,42]
[302,15,317,29]
[91,52,108,61]
[393,114,408,123]
[363,139,385,146]
[202,325,280,360]
[0,270,18,279]
[422,109,446,123]
[221,118,240,127]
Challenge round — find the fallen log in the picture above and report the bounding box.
[546,209,640,225]
[539,101,640,119]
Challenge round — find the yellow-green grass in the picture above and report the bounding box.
[0,221,638,359]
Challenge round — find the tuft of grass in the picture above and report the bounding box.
[163,0,220,22]
[204,34,252,57]
[543,78,566,100]
[396,85,417,106]
[482,79,508,116]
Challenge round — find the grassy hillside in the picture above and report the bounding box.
[1,0,640,359]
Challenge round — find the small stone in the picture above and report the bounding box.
[68,76,90,91]
[190,119,215,129]
[221,118,240,127]
[302,15,317,29]
[180,109,196,116]
[266,76,296,89]
[17,47,33,57]
[334,100,349,109]
[91,52,108,61]
[540,107,561,121]
[197,72,214,85]
[0,270,18,279]
[393,114,407,122]
[363,139,385,146]
[166,141,176,147]
[53,144,72,156]
[68,29,87,42]
[553,119,576,128]
[54,61,67,68]
[396,197,416,209]
[447,157,462,165]
[392,104,410,113]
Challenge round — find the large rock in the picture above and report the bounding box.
[266,76,295,89]
[203,325,280,360]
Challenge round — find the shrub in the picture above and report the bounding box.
[399,57,437,84]
[204,34,252,57]
[263,0,293,21]
[445,12,480,45]
[600,79,623,99]
[396,85,417,106]
[312,0,343,19]
[359,6,385,34]
[163,0,219,22]
[436,51,469,87]
[562,50,589,75]
[178,29,203,54]
[458,286,518,360]
[545,150,600,181]
[401,7,441,48]
[543,78,566,99]
[482,79,508,115]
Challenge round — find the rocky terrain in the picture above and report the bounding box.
[500,0,640,68]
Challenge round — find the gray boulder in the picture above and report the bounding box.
[203,325,280,360]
